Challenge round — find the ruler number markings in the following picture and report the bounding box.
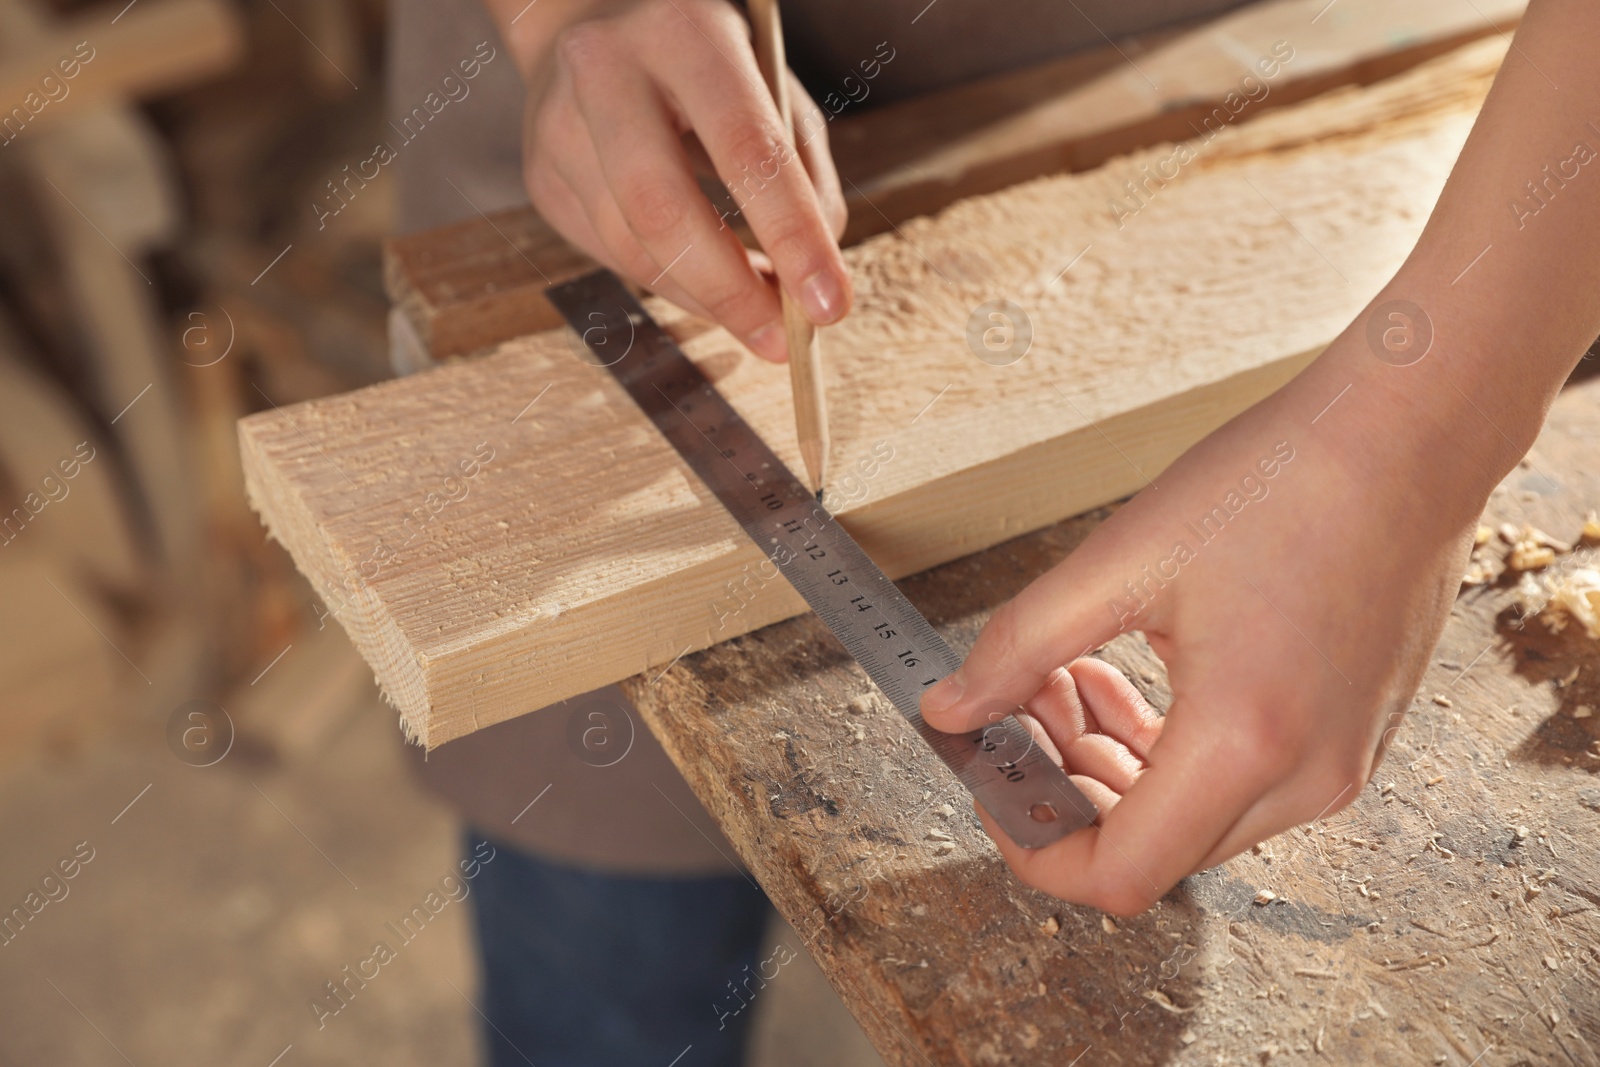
[547,271,1097,848]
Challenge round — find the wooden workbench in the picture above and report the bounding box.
[620,366,1600,1066]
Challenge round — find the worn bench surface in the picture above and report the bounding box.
[626,370,1600,1066]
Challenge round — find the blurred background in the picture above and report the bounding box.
[0,1,878,1062]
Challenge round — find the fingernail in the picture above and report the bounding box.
[799,270,845,325]
[748,322,787,362]
[922,670,965,717]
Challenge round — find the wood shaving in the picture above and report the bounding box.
[926,829,953,841]
[1502,523,1572,552]
[1040,915,1060,936]
[1432,694,1453,707]
[1254,888,1278,905]
[1474,524,1493,546]
[1497,523,1579,573]
[1532,526,1574,552]
[1516,568,1600,639]
[1101,915,1118,935]
[1462,558,1495,586]
[1384,952,1446,971]
[1574,705,1594,719]
[1143,989,1194,1014]
[1508,542,1557,571]
[1583,510,1600,544]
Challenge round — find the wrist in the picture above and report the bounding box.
[1291,284,1541,527]
[1325,221,1595,500]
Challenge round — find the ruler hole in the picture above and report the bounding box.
[1029,803,1059,824]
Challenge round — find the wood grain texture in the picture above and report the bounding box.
[242,40,1509,747]
[624,372,1600,1066]
[382,0,1521,362]
[842,0,1523,234]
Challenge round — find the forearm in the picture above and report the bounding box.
[481,0,633,83]
[1313,0,1600,499]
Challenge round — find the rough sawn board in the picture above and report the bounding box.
[240,41,1506,747]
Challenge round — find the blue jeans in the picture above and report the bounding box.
[466,831,773,1067]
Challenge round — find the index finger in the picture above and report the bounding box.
[921,530,1147,736]
[645,13,851,326]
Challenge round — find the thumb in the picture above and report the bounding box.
[920,530,1157,734]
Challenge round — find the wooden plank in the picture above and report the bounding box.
[853,0,1524,227]
[0,0,243,136]
[0,543,123,767]
[0,0,245,716]
[382,205,597,367]
[625,370,1600,1067]
[0,325,144,595]
[242,40,1509,748]
[27,106,205,579]
[381,0,1522,362]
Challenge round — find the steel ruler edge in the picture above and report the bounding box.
[546,269,1096,848]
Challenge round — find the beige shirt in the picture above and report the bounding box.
[385,0,1248,875]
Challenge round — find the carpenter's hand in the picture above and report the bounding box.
[921,327,1486,915]
[522,0,850,361]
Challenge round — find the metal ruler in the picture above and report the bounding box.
[547,270,1096,848]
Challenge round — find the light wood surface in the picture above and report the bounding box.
[243,40,1509,748]
[856,0,1524,220]
[625,369,1600,1066]
[381,0,1521,365]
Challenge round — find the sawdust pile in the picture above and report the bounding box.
[1475,511,1600,640]
[1517,568,1600,640]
